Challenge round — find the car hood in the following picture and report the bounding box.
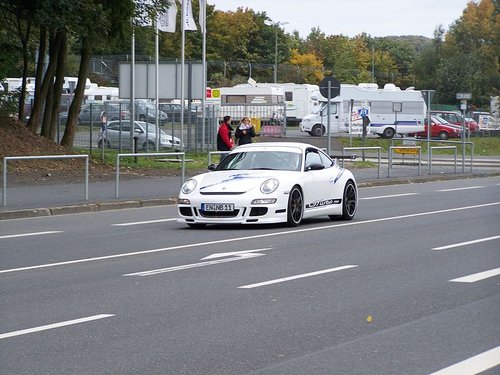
[198,170,281,194]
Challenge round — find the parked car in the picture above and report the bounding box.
[79,102,130,124]
[177,142,358,227]
[430,110,478,132]
[158,102,197,122]
[416,116,462,140]
[119,100,169,125]
[97,120,182,150]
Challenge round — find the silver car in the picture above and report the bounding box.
[97,120,182,150]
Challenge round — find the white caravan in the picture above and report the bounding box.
[234,83,319,125]
[300,83,426,138]
[215,85,285,121]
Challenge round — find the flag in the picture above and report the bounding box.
[182,0,197,31]
[199,0,206,34]
[157,0,177,33]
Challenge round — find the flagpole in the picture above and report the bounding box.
[201,0,207,151]
[180,2,186,151]
[131,21,135,149]
[155,19,160,151]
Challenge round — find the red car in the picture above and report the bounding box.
[416,116,462,140]
[430,110,478,132]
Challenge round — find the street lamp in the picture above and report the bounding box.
[265,19,289,83]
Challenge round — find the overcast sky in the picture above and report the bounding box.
[208,0,472,38]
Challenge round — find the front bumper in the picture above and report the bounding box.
[177,194,289,225]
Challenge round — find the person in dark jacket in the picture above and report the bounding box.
[217,115,234,160]
[235,117,256,145]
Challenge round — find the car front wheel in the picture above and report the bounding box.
[311,124,325,137]
[438,131,449,140]
[287,186,303,226]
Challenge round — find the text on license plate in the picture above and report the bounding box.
[201,203,234,211]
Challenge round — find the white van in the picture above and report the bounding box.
[300,83,426,138]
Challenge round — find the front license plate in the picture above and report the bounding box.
[201,203,234,211]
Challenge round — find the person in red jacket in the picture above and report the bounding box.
[217,115,234,160]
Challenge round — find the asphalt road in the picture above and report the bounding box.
[1,177,499,374]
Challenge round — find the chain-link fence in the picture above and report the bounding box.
[54,100,287,153]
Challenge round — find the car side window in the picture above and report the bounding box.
[305,150,322,169]
[318,150,334,168]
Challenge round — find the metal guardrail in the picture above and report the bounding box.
[430,146,458,174]
[393,137,474,174]
[2,155,89,207]
[115,152,185,198]
[342,147,382,178]
[389,146,422,177]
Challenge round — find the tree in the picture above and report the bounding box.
[435,0,499,107]
[289,49,323,84]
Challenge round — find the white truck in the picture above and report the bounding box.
[234,82,319,125]
[300,83,426,138]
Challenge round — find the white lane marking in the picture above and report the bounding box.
[0,314,114,340]
[1,201,499,275]
[432,235,500,250]
[238,265,358,289]
[112,218,176,226]
[0,231,62,240]
[124,252,264,277]
[360,193,418,200]
[436,186,484,192]
[429,346,500,375]
[449,268,500,283]
[201,248,270,260]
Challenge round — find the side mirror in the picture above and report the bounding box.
[208,164,217,171]
[306,163,325,171]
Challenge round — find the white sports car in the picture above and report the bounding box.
[177,142,358,227]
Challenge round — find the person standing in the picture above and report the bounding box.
[235,117,256,145]
[217,115,234,160]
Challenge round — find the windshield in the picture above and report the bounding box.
[217,151,302,172]
[144,123,166,135]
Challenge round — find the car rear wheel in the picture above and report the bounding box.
[382,127,396,138]
[287,186,303,226]
[329,180,357,221]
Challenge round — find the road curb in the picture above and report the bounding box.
[1,173,498,220]
[0,208,51,220]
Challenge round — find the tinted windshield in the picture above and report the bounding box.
[217,151,302,171]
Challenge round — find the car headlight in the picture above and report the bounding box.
[181,179,197,194]
[260,178,279,194]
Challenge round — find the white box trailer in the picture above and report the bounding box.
[215,85,286,122]
[300,83,426,138]
[234,83,319,125]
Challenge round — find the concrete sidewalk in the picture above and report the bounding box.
[1,162,499,220]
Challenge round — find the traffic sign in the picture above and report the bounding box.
[319,77,341,99]
[456,92,472,100]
